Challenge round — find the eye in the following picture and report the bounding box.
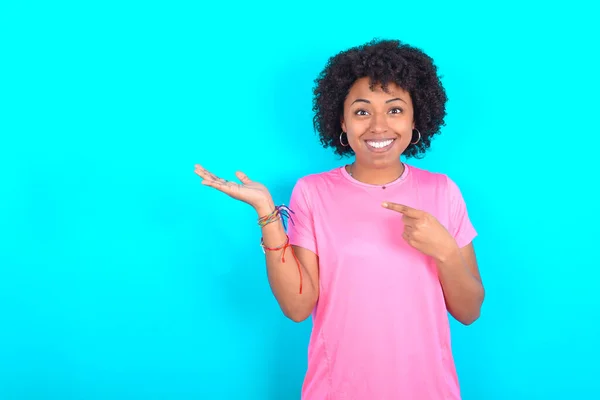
[389,107,403,114]
[354,109,370,116]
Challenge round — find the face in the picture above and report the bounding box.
[341,77,414,167]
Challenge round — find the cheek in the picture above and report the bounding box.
[347,132,362,148]
[395,119,415,141]
[345,118,368,134]
[391,117,413,132]
[345,122,369,142]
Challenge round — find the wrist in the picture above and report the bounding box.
[434,241,461,265]
[254,198,276,217]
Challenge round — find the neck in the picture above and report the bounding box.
[347,161,405,185]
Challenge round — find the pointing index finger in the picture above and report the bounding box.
[382,202,422,218]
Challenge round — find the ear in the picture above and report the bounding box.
[341,118,347,133]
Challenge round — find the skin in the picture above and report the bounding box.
[195,76,484,325]
[344,77,484,324]
[382,202,484,324]
[341,77,414,185]
[194,166,320,322]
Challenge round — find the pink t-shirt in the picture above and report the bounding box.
[287,164,477,400]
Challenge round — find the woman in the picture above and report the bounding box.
[195,39,484,399]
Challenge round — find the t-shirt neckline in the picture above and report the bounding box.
[340,163,410,189]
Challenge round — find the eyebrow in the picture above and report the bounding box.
[351,97,407,105]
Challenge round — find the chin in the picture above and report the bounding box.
[356,152,401,168]
[372,157,401,168]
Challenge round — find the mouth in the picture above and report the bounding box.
[365,138,396,152]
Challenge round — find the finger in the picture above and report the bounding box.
[201,178,238,194]
[194,164,210,179]
[195,164,227,184]
[382,202,422,218]
[195,165,223,184]
[208,171,225,183]
[402,215,416,227]
[212,178,233,189]
[196,171,218,185]
[206,170,227,184]
[195,163,211,173]
[200,179,220,188]
[235,171,252,184]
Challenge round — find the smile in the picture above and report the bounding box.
[365,138,396,152]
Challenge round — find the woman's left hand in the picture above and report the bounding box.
[382,202,458,262]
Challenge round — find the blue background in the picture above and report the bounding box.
[1,1,599,399]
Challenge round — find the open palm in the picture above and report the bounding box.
[194,164,272,209]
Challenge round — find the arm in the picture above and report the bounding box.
[194,165,319,323]
[382,201,485,325]
[256,200,319,323]
[434,242,484,325]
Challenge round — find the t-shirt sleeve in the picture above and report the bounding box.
[287,178,318,255]
[446,175,477,248]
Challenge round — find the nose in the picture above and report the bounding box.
[369,112,388,133]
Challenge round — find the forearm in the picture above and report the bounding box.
[256,201,317,322]
[435,248,484,325]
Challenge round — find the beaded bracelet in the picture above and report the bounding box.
[260,234,303,294]
[258,205,295,230]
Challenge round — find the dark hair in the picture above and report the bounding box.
[312,39,447,158]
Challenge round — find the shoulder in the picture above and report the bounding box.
[294,166,344,192]
[407,166,474,235]
[288,167,343,209]
[407,164,452,188]
[290,167,343,213]
[407,164,466,203]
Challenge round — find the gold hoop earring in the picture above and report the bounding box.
[339,131,349,147]
[411,129,421,145]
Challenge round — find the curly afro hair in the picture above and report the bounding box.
[312,39,448,158]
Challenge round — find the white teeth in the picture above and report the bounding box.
[366,139,394,149]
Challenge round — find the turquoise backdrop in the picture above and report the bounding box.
[1,1,599,399]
